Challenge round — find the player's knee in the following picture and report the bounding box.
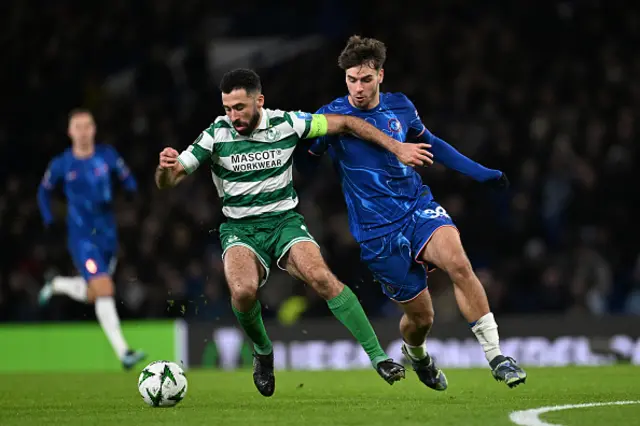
[417,309,435,329]
[88,275,114,299]
[407,308,434,330]
[228,281,258,306]
[444,254,474,283]
[400,311,433,338]
[305,268,341,300]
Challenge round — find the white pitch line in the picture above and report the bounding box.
[509,400,640,426]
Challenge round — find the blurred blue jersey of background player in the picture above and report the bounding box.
[37,108,146,370]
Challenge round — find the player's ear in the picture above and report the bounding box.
[378,68,385,84]
[256,93,265,108]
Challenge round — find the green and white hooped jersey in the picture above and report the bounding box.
[177,109,327,219]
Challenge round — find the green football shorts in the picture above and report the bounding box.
[219,210,318,286]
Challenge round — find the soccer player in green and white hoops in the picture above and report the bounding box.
[155,68,433,397]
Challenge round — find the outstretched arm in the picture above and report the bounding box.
[401,93,504,183]
[414,129,502,182]
[320,114,433,167]
[292,107,330,177]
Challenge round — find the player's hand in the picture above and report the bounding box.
[159,147,180,169]
[394,142,434,168]
[484,172,510,190]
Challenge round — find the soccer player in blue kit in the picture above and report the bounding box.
[302,36,527,389]
[37,109,146,370]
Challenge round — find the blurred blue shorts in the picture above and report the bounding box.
[68,238,117,282]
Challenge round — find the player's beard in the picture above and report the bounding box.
[233,109,261,136]
[351,86,380,110]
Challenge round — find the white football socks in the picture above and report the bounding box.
[403,340,428,361]
[52,276,88,302]
[95,297,129,359]
[471,312,503,363]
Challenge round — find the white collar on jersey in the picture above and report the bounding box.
[256,108,269,130]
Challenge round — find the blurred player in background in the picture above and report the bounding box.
[37,108,146,370]
[301,36,527,389]
[155,69,432,396]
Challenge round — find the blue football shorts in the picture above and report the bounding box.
[360,197,458,303]
[68,238,118,282]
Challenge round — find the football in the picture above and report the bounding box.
[137,360,188,407]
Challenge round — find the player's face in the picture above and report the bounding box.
[345,65,384,109]
[68,113,96,146]
[222,89,264,135]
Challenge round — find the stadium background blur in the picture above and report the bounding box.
[2,0,640,327]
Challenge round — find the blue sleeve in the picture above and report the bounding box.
[294,105,332,176]
[399,94,502,182]
[104,146,137,192]
[37,157,62,226]
[399,94,427,140]
[417,128,502,182]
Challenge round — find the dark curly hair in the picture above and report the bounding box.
[219,68,262,95]
[338,35,387,71]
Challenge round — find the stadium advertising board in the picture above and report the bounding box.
[2,320,179,373]
[182,316,640,370]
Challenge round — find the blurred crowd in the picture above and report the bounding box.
[2,0,639,323]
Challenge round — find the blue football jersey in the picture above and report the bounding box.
[37,144,137,245]
[309,92,431,243]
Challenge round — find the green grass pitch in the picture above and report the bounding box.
[1,366,639,425]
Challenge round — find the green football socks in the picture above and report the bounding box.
[327,286,389,367]
[233,289,388,366]
[232,301,273,355]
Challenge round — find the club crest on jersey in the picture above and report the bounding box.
[388,118,402,133]
[94,164,109,176]
[265,128,280,141]
[66,171,77,181]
